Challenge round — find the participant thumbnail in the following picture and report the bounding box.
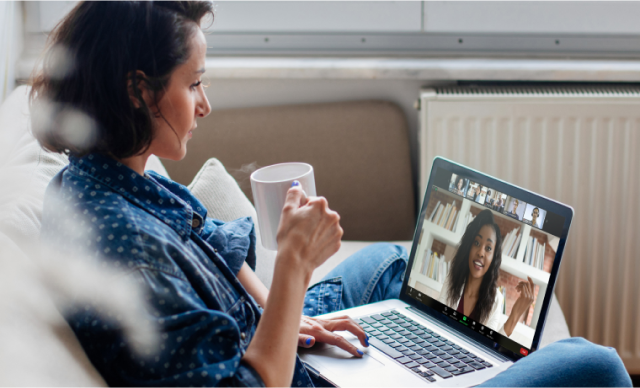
[522,204,547,229]
[467,181,484,203]
[485,191,507,213]
[504,196,526,221]
[448,174,468,197]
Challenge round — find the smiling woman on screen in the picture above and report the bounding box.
[438,210,534,337]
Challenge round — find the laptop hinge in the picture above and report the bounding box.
[407,306,511,363]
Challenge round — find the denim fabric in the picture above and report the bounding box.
[478,337,632,387]
[303,243,408,316]
[40,153,318,387]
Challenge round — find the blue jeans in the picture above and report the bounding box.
[303,243,632,387]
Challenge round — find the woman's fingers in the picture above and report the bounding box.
[323,317,369,347]
[312,329,364,358]
[298,334,315,348]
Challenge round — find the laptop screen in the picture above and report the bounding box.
[403,160,569,359]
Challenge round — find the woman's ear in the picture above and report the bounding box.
[126,70,152,109]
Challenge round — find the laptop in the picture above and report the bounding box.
[299,157,573,387]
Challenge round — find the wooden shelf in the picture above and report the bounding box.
[423,220,461,247]
[412,273,444,293]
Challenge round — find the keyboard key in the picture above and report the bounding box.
[405,361,420,368]
[454,353,466,360]
[459,357,473,363]
[380,319,393,325]
[388,316,402,322]
[371,323,383,328]
[360,317,376,324]
[396,346,409,352]
[381,312,394,317]
[414,329,425,335]
[475,357,484,363]
[451,370,463,376]
[401,349,415,355]
[459,349,470,354]
[382,338,395,344]
[420,361,436,369]
[448,350,460,356]
[468,362,486,370]
[408,354,422,360]
[412,339,426,345]
[459,366,475,374]
[399,322,412,328]
[368,337,404,359]
[398,330,411,336]
[407,326,422,332]
[411,367,422,373]
[426,337,438,343]
[436,361,449,368]
[418,332,431,339]
[374,333,387,340]
[440,354,454,361]
[368,330,382,337]
[396,356,413,364]
[429,366,453,379]
[416,349,429,355]
[441,345,453,351]
[483,362,493,368]
[409,345,422,351]
[389,342,402,348]
[416,324,426,330]
[425,345,438,352]
[444,366,458,373]
[395,313,408,319]
[397,337,410,344]
[389,334,401,339]
[371,314,385,321]
[433,341,445,347]
[387,324,400,330]
[406,334,418,340]
[432,350,445,356]
[381,330,395,335]
[452,345,461,350]
[424,328,434,334]
[423,353,437,360]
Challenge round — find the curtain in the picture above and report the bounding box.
[0,1,16,105]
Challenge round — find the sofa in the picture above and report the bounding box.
[0,85,570,385]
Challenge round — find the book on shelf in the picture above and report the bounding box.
[429,201,441,222]
[498,286,507,314]
[428,202,460,232]
[522,236,547,270]
[420,251,448,283]
[502,227,521,259]
[445,207,457,231]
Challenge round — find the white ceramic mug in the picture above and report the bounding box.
[250,162,316,250]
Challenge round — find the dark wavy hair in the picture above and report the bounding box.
[30,1,213,158]
[446,209,503,324]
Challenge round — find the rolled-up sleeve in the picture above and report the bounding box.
[102,268,264,387]
[200,217,257,275]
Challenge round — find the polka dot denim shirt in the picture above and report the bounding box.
[41,153,315,387]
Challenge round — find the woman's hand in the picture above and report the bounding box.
[503,276,536,336]
[275,184,343,276]
[297,315,369,357]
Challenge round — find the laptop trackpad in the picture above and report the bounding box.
[300,335,387,377]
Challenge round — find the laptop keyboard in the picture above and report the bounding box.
[358,310,493,382]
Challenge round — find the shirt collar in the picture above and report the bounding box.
[69,153,207,241]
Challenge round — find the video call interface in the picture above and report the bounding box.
[405,167,565,357]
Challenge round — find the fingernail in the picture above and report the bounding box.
[305,337,311,345]
[365,335,369,346]
[357,349,364,356]
[291,180,300,187]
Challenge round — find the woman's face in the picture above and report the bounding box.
[148,29,211,161]
[457,179,463,190]
[468,224,496,279]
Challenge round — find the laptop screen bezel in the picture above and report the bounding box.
[399,156,574,361]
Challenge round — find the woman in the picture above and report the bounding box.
[33,2,408,386]
[32,2,630,387]
[438,210,534,337]
[455,177,466,196]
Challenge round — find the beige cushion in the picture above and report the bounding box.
[187,158,277,288]
[162,100,416,242]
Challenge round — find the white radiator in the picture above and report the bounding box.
[419,86,640,372]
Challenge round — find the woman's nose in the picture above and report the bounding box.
[196,90,211,118]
